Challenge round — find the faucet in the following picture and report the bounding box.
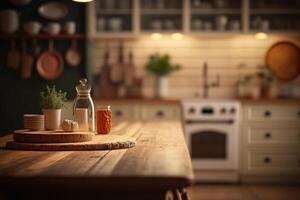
[203,62,220,98]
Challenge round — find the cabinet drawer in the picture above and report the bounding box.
[109,105,139,121]
[243,148,300,175]
[244,126,300,146]
[141,105,180,120]
[244,105,300,122]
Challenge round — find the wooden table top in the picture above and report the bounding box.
[0,121,193,191]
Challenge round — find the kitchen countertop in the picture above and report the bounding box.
[0,121,193,200]
[93,98,300,105]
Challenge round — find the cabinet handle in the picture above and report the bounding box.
[156,110,164,117]
[264,132,272,139]
[264,157,271,164]
[264,110,271,117]
[115,110,123,117]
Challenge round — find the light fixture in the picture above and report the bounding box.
[72,0,93,2]
[171,33,183,40]
[255,32,268,40]
[150,33,162,40]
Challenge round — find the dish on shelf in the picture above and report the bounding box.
[37,41,63,80]
[266,41,300,81]
[38,1,68,20]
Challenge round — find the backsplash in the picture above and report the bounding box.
[89,34,300,99]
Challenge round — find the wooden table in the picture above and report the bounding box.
[0,121,194,200]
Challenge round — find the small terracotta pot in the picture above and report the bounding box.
[43,109,62,130]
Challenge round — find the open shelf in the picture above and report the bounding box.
[191,8,241,15]
[0,33,86,40]
[140,9,182,15]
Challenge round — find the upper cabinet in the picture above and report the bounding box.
[249,0,300,33]
[87,0,139,37]
[190,0,242,33]
[140,0,183,32]
[87,0,300,38]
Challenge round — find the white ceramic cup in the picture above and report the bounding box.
[215,15,228,30]
[203,21,212,30]
[152,20,162,30]
[109,18,122,31]
[23,21,42,35]
[229,20,240,31]
[192,19,203,30]
[97,18,106,31]
[0,9,19,33]
[65,21,76,35]
[45,23,61,35]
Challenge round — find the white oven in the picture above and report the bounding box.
[182,99,240,182]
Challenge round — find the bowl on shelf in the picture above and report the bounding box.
[23,21,42,35]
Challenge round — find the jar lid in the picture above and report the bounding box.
[76,78,91,94]
[96,105,111,110]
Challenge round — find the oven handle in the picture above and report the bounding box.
[185,119,234,124]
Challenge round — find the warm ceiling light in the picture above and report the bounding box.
[72,0,93,2]
[255,32,268,40]
[171,33,183,40]
[150,33,162,40]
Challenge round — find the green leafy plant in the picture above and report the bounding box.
[40,86,67,109]
[145,53,181,76]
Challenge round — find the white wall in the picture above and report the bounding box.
[89,34,300,98]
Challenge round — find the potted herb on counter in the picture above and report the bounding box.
[40,86,67,130]
[145,53,181,98]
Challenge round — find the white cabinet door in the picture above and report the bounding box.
[141,105,180,120]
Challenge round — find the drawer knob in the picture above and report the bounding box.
[156,110,164,117]
[264,157,271,164]
[264,133,272,139]
[264,110,271,117]
[115,110,123,117]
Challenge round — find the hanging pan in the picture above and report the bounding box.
[37,40,63,80]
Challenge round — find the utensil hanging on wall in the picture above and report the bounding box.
[124,49,136,87]
[266,41,300,81]
[21,40,34,79]
[32,39,41,57]
[37,40,63,80]
[109,41,125,84]
[97,44,119,98]
[65,40,81,67]
[7,40,20,69]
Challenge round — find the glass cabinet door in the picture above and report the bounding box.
[190,0,242,32]
[140,0,183,32]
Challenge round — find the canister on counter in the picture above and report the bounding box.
[96,105,112,134]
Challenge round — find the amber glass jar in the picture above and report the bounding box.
[96,106,112,134]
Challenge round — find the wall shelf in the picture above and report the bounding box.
[0,33,86,40]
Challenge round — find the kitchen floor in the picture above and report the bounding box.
[188,184,300,200]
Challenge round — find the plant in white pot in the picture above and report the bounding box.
[40,86,67,130]
[145,53,181,98]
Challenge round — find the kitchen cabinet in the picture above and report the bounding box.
[241,103,300,183]
[62,100,181,122]
[87,0,300,38]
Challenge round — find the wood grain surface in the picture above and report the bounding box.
[0,121,194,192]
[13,130,94,143]
[6,134,136,151]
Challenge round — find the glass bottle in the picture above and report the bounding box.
[73,79,95,132]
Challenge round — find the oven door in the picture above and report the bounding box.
[184,122,238,170]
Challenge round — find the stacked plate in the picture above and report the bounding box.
[24,114,44,131]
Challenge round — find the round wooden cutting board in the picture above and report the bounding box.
[6,134,136,151]
[266,41,300,81]
[13,130,93,143]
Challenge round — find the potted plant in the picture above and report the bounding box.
[40,86,67,130]
[145,53,181,98]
